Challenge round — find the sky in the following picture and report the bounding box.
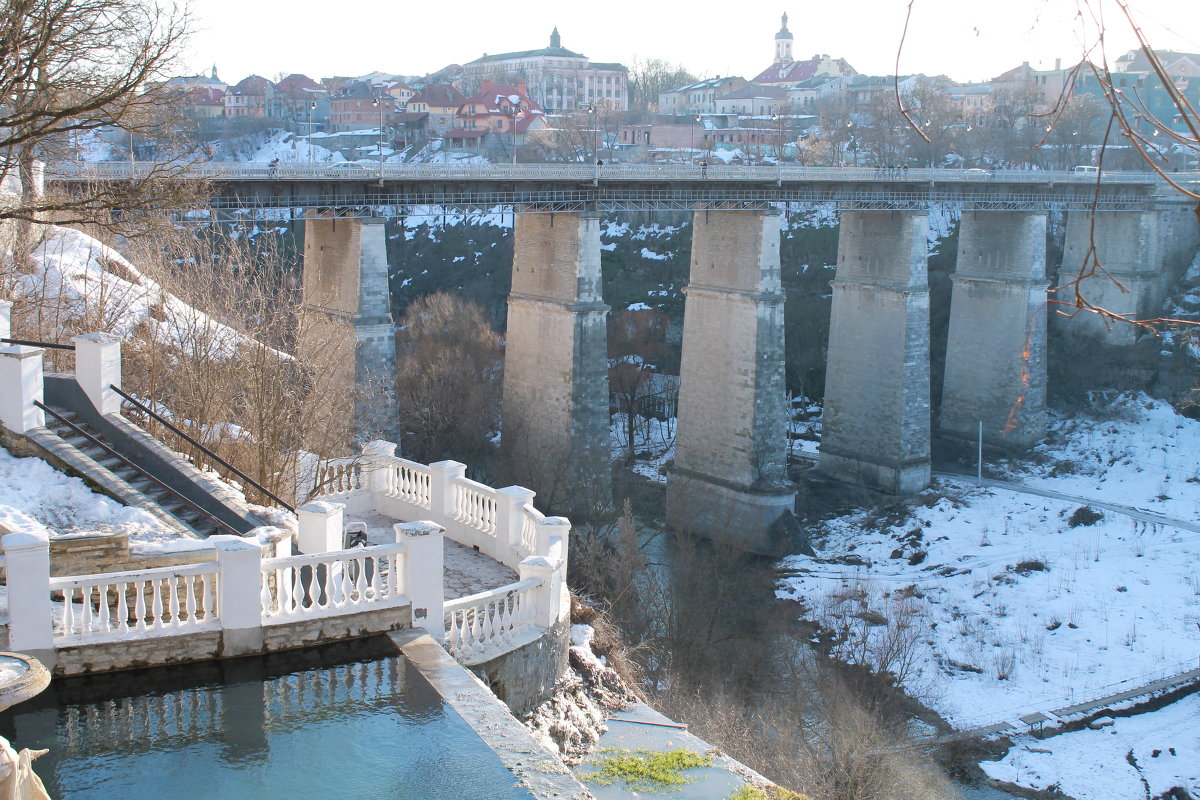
[182,0,1200,86]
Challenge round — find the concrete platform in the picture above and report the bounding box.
[357,512,518,599]
[573,702,769,800]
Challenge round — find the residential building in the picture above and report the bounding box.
[224,75,272,118]
[445,81,547,155]
[329,81,396,131]
[462,28,628,112]
[714,84,788,116]
[272,73,328,127]
[406,83,468,136]
[658,77,747,116]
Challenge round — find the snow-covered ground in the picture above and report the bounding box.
[0,448,168,538]
[14,225,281,360]
[779,393,1200,727]
[776,392,1200,798]
[981,692,1199,800]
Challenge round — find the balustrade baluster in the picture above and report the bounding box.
[134,582,147,631]
[260,570,273,617]
[291,566,305,613]
[115,582,129,634]
[82,585,94,636]
[151,578,165,630]
[368,555,381,600]
[354,557,367,603]
[62,587,75,637]
[337,559,352,606]
[104,583,117,633]
[185,574,198,624]
[168,575,181,627]
[469,606,482,646]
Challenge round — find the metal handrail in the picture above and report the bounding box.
[110,385,295,513]
[34,400,242,536]
[44,160,1195,186]
[1,337,76,351]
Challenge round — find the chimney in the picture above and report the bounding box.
[1055,58,1062,71]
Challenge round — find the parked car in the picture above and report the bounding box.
[963,168,993,179]
[324,161,368,176]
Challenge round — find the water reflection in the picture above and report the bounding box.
[0,639,531,800]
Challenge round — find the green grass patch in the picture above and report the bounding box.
[729,785,810,800]
[583,748,713,792]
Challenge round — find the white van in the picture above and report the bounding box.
[1071,165,1100,176]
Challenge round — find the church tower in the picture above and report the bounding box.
[774,13,793,64]
[550,26,561,49]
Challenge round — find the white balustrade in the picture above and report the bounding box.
[313,457,362,495]
[443,577,542,659]
[377,455,432,508]
[451,477,499,536]
[259,542,406,624]
[518,508,542,558]
[50,562,219,642]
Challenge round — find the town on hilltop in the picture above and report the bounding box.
[149,16,1199,169]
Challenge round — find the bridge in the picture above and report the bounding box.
[46,162,1198,214]
[46,163,1200,554]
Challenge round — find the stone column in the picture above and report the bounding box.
[2,526,54,663]
[941,212,1049,449]
[395,520,445,637]
[502,211,611,516]
[301,213,397,443]
[213,536,265,657]
[0,345,45,434]
[820,210,930,494]
[1059,210,1161,345]
[665,209,797,554]
[72,332,122,415]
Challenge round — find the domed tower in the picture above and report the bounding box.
[550,26,561,49]
[774,13,793,64]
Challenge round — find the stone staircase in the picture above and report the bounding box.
[34,407,246,538]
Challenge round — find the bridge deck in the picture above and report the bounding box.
[46,163,1197,215]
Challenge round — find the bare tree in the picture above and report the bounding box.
[393,292,503,466]
[1,0,204,265]
[608,307,669,466]
[627,57,697,119]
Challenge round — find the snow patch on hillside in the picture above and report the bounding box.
[981,691,1200,800]
[15,226,278,360]
[778,393,1200,731]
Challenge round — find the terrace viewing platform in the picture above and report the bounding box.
[0,315,570,712]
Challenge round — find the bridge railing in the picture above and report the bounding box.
[44,160,1187,186]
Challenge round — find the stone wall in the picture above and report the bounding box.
[45,532,284,578]
[52,605,412,677]
[467,618,570,716]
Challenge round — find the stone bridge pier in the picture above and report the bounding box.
[820,210,931,494]
[940,212,1049,449]
[300,213,397,445]
[665,209,799,555]
[501,211,612,516]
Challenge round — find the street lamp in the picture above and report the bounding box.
[690,112,702,165]
[372,93,386,180]
[306,101,317,165]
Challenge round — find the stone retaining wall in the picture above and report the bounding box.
[468,618,570,716]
